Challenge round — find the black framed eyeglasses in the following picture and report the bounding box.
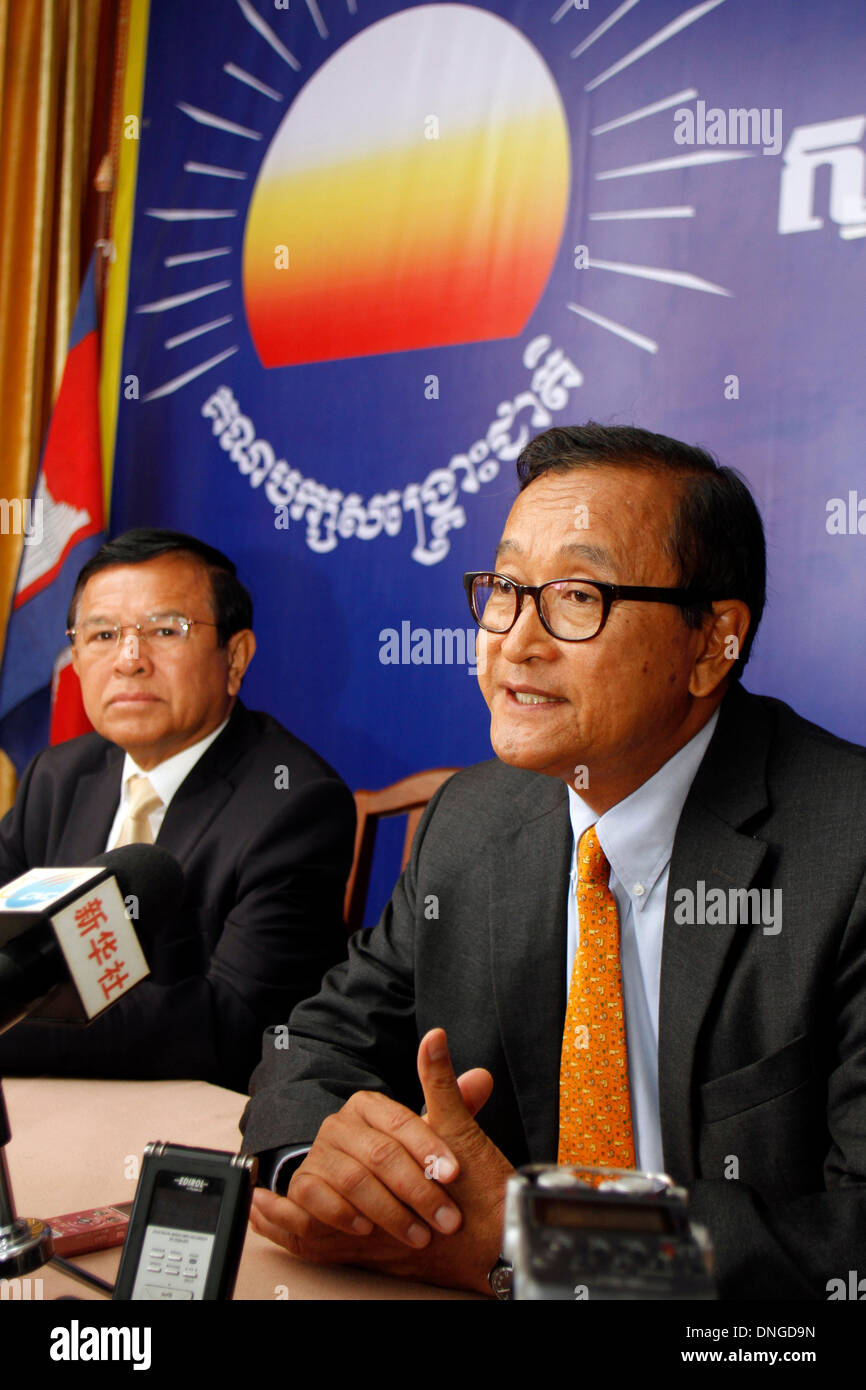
[463,572,713,643]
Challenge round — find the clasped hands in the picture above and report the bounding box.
[250,1028,514,1295]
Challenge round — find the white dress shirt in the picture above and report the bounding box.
[105,717,231,850]
[566,707,720,1173]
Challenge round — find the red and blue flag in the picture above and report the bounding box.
[0,255,105,772]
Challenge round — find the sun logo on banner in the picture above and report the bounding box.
[242,6,570,367]
[131,0,772,565]
[136,0,758,403]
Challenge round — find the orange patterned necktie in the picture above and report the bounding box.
[557,824,635,1168]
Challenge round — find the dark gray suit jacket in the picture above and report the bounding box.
[242,685,866,1298]
[0,702,355,1092]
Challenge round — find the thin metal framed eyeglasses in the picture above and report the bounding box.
[464,572,713,643]
[66,613,219,652]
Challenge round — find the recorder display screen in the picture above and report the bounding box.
[146,1171,224,1235]
[533,1197,671,1233]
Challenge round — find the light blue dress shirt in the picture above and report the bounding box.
[566,707,720,1173]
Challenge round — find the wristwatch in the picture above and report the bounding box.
[488,1254,514,1300]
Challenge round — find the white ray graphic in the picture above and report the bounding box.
[164,248,232,267]
[177,102,261,140]
[840,224,866,239]
[585,0,726,91]
[184,162,247,180]
[223,63,282,101]
[306,0,328,39]
[592,88,697,136]
[136,282,232,314]
[16,478,90,594]
[596,150,753,180]
[142,348,239,402]
[588,257,732,296]
[236,0,301,70]
[569,0,641,58]
[589,206,694,220]
[165,316,233,349]
[145,208,238,221]
[567,302,658,353]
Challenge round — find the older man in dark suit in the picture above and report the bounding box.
[242,424,866,1300]
[0,529,355,1092]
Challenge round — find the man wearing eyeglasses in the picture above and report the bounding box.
[244,424,866,1301]
[0,528,355,1091]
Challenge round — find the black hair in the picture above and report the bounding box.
[515,423,766,679]
[68,528,253,645]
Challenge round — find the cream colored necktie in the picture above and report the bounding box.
[115,775,163,847]
[557,824,636,1168]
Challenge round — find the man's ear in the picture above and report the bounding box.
[225,630,256,697]
[688,600,751,699]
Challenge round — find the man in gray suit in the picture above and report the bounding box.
[242,424,866,1299]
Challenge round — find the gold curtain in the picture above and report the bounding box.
[0,0,118,812]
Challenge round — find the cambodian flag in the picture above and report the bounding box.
[0,255,105,773]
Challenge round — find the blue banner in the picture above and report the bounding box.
[112,0,866,821]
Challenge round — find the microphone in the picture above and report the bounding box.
[0,845,184,1035]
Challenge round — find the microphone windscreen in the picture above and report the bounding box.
[85,844,185,934]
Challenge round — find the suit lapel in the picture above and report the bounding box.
[55,743,123,862]
[155,703,252,860]
[658,687,773,1182]
[488,774,572,1162]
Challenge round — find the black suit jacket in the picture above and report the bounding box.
[0,702,355,1092]
[242,686,866,1298]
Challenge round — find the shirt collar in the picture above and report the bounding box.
[120,716,231,811]
[567,706,721,910]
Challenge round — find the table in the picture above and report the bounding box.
[2,1077,481,1301]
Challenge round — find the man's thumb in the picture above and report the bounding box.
[418,1028,492,1133]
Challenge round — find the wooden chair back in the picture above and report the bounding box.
[343,768,459,932]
